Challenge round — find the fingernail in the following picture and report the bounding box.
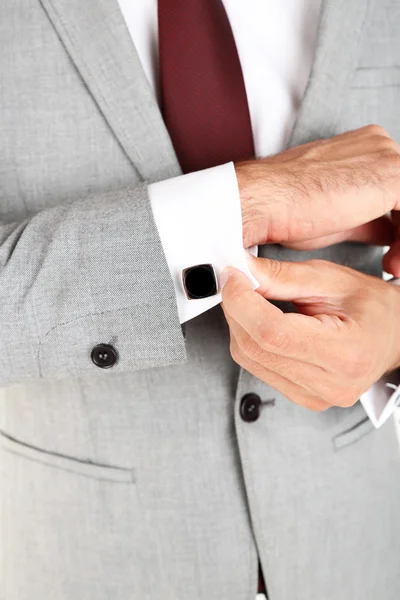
[220,269,231,290]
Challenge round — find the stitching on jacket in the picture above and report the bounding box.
[37,296,179,376]
[0,429,135,483]
[2,447,135,484]
[332,416,374,451]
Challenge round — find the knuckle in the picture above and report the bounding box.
[370,129,400,158]
[237,333,259,359]
[318,375,357,407]
[382,137,399,152]
[322,381,358,408]
[260,259,287,288]
[265,258,284,280]
[364,123,389,137]
[244,339,265,361]
[260,327,291,353]
[379,145,400,164]
[339,390,360,408]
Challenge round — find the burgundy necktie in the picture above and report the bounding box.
[158,0,255,173]
[158,3,264,595]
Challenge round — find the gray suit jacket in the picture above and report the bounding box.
[0,1,400,599]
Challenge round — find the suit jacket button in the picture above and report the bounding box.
[91,344,118,368]
[240,393,262,422]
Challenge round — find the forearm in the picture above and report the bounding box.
[0,184,186,386]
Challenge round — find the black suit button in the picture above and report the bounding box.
[91,344,118,369]
[240,393,262,422]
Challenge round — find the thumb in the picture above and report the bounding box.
[220,265,284,321]
[245,256,346,301]
[220,264,338,357]
[220,265,254,292]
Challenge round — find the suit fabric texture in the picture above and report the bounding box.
[0,1,400,599]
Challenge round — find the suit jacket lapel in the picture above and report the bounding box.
[40,0,373,182]
[39,0,181,183]
[290,0,373,147]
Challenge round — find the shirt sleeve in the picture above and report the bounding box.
[360,278,400,428]
[148,162,259,324]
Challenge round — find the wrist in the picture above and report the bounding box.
[235,160,265,248]
[235,158,292,248]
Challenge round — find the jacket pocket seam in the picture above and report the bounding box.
[351,65,400,89]
[332,416,375,451]
[0,429,134,484]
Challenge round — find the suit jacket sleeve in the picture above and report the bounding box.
[0,183,187,386]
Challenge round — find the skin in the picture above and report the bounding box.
[236,124,400,253]
[383,208,400,276]
[222,124,400,411]
[221,257,400,412]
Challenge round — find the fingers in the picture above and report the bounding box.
[383,239,400,277]
[229,335,331,412]
[244,256,350,300]
[221,266,294,350]
[221,265,337,362]
[224,307,334,388]
[222,262,368,412]
[270,125,393,165]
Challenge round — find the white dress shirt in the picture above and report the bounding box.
[116,0,400,430]
[117,0,323,323]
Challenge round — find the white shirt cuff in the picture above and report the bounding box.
[360,277,400,428]
[148,162,259,324]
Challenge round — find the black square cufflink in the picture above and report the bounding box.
[182,264,218,300]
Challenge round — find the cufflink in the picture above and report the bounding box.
[182,264,218,299]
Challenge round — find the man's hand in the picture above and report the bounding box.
[221,257,400,412]
[383,210,400,277]
[237,125,400,250]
